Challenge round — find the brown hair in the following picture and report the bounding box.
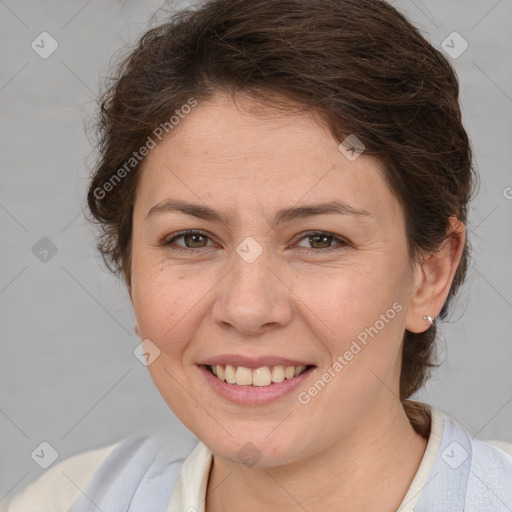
[87,0,475,417]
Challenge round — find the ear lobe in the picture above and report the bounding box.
[405,217,466,333]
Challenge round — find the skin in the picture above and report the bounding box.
[128,92,465,512]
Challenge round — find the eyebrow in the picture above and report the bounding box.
[145,198,370,226]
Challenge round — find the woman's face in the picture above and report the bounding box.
[130,93,420,466]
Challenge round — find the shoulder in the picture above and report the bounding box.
[3,441,119,512]
[3,432,198,512]
[438,407,512,510]
[408,402,512,512]
[486,439,512,457]
[465,437,512,509]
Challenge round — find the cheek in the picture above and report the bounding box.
[305,258,407,333]
[300,272,407,426]
[131,258,180,333]
[130,256,214,355]
[302,254,410,383]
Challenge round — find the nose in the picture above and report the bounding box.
[211,250,293,337]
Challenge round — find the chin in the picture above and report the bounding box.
[201,424,316,469]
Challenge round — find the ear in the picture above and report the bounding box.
[405,217,466,333]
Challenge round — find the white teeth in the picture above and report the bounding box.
[271,365,285,383]
[224,364,236,384]
[284,366,296,379]
[235,366,253,385]
[252,367,272,386]
[209,364,309,387]
[294,365,306,376]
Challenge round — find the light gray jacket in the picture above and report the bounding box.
[66,411,512,511]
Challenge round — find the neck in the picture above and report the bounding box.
[205,399,428,512]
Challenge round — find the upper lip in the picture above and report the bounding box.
[201,354,315,369]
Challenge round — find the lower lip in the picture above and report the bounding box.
[198,365,316,405]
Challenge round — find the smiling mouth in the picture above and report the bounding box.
[205,364,315,387]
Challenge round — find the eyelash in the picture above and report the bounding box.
[162,230,349,255]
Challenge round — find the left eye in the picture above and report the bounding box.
[295,232,348,251]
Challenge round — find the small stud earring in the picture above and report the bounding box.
[423,315,434,326]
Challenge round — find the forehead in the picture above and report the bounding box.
[135,93,402,227]
[152,94,338,170]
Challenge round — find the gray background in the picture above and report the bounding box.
[1,0,511,501]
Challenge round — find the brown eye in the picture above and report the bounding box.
[308,234,332,249]
[181,233,208,248]
[164,230,213,251]
[295,231,349,252]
